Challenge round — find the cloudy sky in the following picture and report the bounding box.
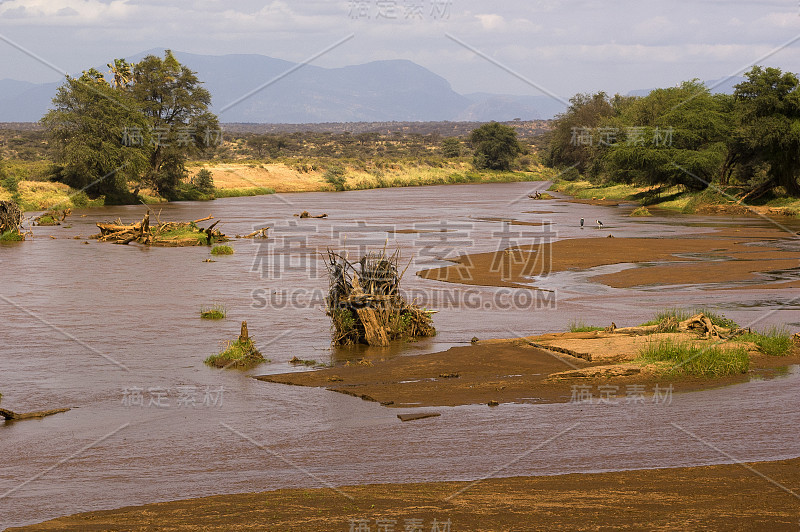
[1,0,799,98]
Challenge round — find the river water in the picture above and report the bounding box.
[1,182,799,529]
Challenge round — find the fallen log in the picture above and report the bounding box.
[0,407,70,421]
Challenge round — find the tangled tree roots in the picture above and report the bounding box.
[326,249,435,347]
[0,200,22,233]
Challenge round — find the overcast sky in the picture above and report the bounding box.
[1,0,799,98]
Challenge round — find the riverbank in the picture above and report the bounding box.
[0,159,553,212]
[257,326,799,408]
[548,179,800,217]
[13,456,800,530]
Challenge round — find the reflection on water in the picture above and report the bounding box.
[1,182,799,528]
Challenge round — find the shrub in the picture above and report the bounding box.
[211,245,234,255]
[630,206,652,217]
[324,166,347,191]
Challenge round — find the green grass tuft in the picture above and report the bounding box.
[210,245,234,256]
[638,338,749,377]
[205,338,266,369]
[568,320,605,333]
[200,304,227,320]
[0,230,24,242]
[630,206,652,217]
[739,327,793,357]
[640,308,737,329]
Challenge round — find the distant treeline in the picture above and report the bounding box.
[544,66,800,198]
[1,122,548,165]
[222,120,550,138]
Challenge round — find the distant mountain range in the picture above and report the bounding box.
[0,49,745,124]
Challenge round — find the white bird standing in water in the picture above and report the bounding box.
[596,220,604,228]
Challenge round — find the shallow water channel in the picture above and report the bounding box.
[2,182,799,528]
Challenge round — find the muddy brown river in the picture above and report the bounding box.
[2,182,799,529]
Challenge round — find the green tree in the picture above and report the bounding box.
[602,81,733,190]
[732,66,800,196]
[131,50,219,199]
[192,168,215,194]
[544,92,616,175]
[441,137,462,158]
[41,71,150,203]
[469,122,522,170]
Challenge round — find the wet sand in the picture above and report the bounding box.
[257,334,800,408]
[418,227,799,290]
[15,457,800,531]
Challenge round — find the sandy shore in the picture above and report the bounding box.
[13,457,800,530]
[256,331,799,408]
[417,227,799,290]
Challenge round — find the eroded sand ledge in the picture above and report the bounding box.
[256,330,800,408]
[14,457,800,530]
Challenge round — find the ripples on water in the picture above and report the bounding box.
[1,182,799,528]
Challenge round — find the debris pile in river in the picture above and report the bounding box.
[34,208,71,226]
[92,212,226,246]
[325,249,435,347]
[0,200,23,239]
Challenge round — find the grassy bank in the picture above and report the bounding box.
[0,158,553,212]
[548,179,800,215]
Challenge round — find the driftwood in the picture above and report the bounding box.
[0,407,70,421]
[93,212,226,246]
[240,227,269,239]
[326,249,435,347]
[297,211,328,219]
[602,314,740,340]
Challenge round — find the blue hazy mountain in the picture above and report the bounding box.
[0,50,741,123]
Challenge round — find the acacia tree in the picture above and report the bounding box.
[42,70,150,203]
[43,50,220,203]
[470,122,522,170]
[544,92,616,175]
[131,50,219,199]
[601,81,734,191]
[733,66,800,197]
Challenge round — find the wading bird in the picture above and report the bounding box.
[596,220,604,228]
[580,218,584,227]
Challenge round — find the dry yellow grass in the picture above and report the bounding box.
[17,180,73,210]
[0,187,12,202]
[192,164,326,193]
